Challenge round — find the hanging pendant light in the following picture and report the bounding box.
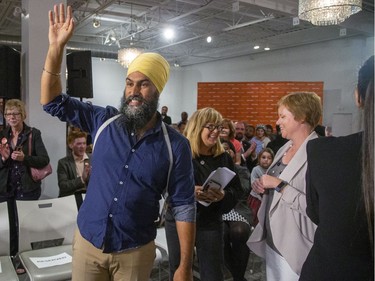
[298,0,362,26]
[118,48,142,68]
[117,3,142,68]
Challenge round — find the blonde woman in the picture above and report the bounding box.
[248,92,322,280]
[0,99,50,272]
[0,99,50,201]
[167,107,243,281]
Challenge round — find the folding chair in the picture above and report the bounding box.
[74,190,86,210]
[16,195,78,281]
[0,201,19,281]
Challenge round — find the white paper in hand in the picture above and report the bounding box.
[199,167,236,207]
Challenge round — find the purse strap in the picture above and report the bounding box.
[28,129,32,156]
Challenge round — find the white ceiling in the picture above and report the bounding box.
[0,0,373,66]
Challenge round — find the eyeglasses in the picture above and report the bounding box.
[203,124,224,132]
[4,113,21,117]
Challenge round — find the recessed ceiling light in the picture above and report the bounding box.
[264,47,270,51]
[163,28,175,40]
[206,36,212,43]
[253,45,260,49]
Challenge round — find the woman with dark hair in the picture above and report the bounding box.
[300,56,374,281]
[220,118,242,165]
[250,125,271,156]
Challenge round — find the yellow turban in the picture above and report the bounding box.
[127,53,170,94]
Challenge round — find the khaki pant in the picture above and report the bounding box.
[72,229,156,281]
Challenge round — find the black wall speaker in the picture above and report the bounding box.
[67,51,93,98]
[0,46,21,99]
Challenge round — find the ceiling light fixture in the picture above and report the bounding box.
[163,28,175,40]
[118,48,142,68]
[298,0,362,26]
[104,30,118,46]
[206,36,212,43]
[264,47,270,51]
[253,45,260,49]
[93,18,101,28]
[13,6,27,17]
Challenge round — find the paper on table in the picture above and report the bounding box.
[199,167,236,207]
[29,252,72,269]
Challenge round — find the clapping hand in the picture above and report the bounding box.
[82,161,91,185]
[0,138,10,162]
[11,147,25,162]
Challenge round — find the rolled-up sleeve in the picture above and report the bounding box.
[171,203,196,223]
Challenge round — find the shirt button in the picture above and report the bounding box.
[114,198,118,202]
[131,149,135,152]
[109,214,113,218]
[125,165,128,168]
[119,181,123,185]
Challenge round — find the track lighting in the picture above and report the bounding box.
[93,19,101,28]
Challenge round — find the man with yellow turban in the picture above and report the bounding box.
[41,4,196,281]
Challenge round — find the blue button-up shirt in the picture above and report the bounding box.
[44,94,195,252]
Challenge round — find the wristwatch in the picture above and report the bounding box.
[275,180,288,192]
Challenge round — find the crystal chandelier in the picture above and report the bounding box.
[117,48,142,68]
[298,0,362,26]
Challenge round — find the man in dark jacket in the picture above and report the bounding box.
[57,130,90,197]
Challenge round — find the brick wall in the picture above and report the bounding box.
[197,81,324,126]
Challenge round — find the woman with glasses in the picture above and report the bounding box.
[0,99,50,272]
[166,107,243,281]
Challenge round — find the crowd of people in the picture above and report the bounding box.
[0,3,373,281]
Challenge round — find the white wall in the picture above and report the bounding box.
[30,35,373,198]
[86,35,373,132]
[22,0,66,199]
[179,36,373,133]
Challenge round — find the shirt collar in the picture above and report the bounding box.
[73,153,89,162]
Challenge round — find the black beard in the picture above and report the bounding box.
[117,92,159,131]
[235,134,243,141]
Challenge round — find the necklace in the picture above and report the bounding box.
[283,144,293,156]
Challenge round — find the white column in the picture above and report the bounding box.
[22,0,67,198]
